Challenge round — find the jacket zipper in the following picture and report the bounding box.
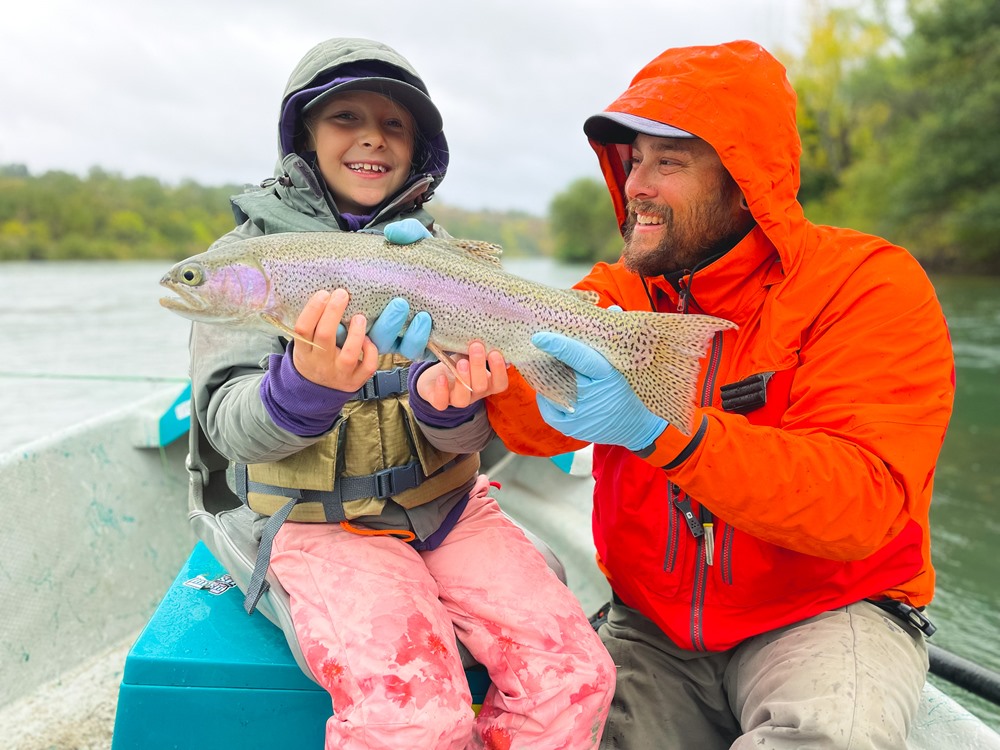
[664,482,681,572]
[689,330,726,650]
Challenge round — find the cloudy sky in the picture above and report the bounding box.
[2,0,806,215]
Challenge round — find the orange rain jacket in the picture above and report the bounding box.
[485,41,956,651]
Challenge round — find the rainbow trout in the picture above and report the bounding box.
[159,232,736,434]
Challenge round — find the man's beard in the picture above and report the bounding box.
[622,193,751,277]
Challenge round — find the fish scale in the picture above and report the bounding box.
[160,232,736,435]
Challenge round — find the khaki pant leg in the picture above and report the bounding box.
[726,601,929,750]
[598,602,740,750]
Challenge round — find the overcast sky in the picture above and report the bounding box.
[2,0,806,215]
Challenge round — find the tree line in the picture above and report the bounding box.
[548,0,1000,273]
[0,164,551,262]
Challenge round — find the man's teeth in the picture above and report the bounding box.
[636,213,664,225]
[348,163,387,173]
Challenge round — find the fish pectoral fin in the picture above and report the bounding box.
[260,313,326,351]
[427,341,474,393]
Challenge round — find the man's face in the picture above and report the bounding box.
[621,134,750,277]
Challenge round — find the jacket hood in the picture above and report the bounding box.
[587,40,806,271]
[276,38,449,193]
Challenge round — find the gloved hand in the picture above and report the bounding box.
[366,297,433,360]
[384,218,433,245]
[532,332,666,451]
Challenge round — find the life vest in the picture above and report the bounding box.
[234,353,480,613]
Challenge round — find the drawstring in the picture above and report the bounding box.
[338,521,416,542]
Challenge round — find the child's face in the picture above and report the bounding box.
[305,91,417,215]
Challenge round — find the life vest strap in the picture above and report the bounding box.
[235,454,467,614]
[234,459,428,522]
[243,494,299,614]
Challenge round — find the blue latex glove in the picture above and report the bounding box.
[532,332,667,451]
[384,218,433,245]
[365,297,433,360]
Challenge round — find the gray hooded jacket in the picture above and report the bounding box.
[188,39,485,535]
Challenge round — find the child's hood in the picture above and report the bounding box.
[276,38,449,185]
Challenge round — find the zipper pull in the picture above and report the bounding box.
[673,496,704,538]
[702,521,715,565]
[677,274,692,314]
[699,505,715,565]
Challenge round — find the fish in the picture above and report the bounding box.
[159,231,737,435]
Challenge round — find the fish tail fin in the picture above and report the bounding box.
[617,312,738,435]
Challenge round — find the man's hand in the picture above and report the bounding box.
[293,289,378,392]
[415,341,508,410]
[367,297,433,360]
[384,218,433,245]
[532,332,667,451]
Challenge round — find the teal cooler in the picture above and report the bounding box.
[112,542,491,749]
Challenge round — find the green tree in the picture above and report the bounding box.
[791,0,1000,270]
[789,0,899,207]
[884,0,1000,268]
[548,177,621,264]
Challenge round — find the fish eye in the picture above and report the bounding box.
[178,264,204,286]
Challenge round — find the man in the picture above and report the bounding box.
[406,40,954,748]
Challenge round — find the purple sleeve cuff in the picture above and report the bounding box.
[407,361,480,428]
[260,348,354,436]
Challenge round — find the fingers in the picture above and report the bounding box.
[338,312,368,363]
[368,297,410,353]
[399,311,432,360]
[486,349,508,392]
[415,342,508,412]
[384,218,433,245]
[531,332,611,379]
[291,289,379,391]
[295,289,349,351]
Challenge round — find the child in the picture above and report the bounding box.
[188,37,614,749]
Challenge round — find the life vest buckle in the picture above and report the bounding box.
[354,366,410,401]
[373,462,422,499]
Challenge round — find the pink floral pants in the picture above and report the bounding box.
[269,476,614,749]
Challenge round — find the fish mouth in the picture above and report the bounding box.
[158,277,212,319]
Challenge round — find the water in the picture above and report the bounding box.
[1,261,192,450]
[2,260,998,728]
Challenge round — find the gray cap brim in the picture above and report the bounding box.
[583,112,694,144]
[302,77,443,138]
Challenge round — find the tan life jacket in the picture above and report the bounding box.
[233,354,480,523]
[233,354,480,614]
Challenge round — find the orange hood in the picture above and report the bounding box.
[589,40,804,265]
[589,41,852,375]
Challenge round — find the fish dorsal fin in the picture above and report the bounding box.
[447,239,504,268]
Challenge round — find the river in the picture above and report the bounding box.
[2,259,998,729]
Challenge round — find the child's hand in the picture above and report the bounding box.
[415,341,508,410]
[292,289,378,392]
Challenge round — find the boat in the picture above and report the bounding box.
[1,384,998,748]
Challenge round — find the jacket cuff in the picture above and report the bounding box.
[634,415,708,469]
[260,349,353,436]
